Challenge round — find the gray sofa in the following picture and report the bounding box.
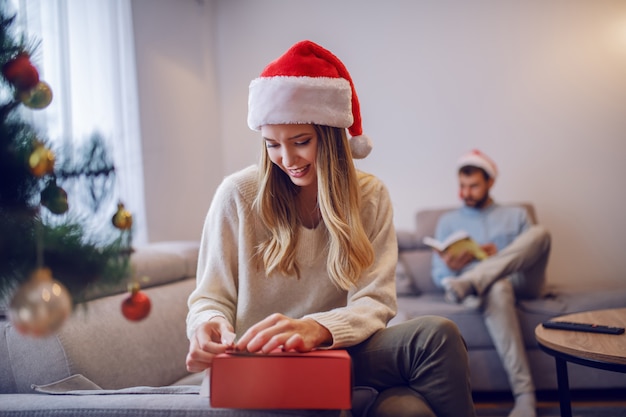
[392,203,626,393]
[2,204,625,416]
[0,241,357,417]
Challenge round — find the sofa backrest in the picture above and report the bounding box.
[396,203,536,295]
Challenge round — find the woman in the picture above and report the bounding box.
[186,40,475,417]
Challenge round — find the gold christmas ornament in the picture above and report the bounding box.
[41,181,69,214]
[28,142,55,177]
[112,202,133,230]
[17,80,53,109]
[8,267,73,338]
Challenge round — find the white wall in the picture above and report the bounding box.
[131,0,222,243]
[133,0,626,287]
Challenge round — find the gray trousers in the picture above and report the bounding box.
[348,316,476,417]
[460,225,551,396]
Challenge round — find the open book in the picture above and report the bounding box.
[422,230,488,260]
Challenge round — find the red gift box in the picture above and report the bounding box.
[210,349,352,409]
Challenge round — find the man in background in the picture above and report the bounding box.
[431,149,551,417]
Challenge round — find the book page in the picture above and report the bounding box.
[423,230,470,251]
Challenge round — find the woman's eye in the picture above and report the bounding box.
[295,138,311,146]
[265,142,278,148]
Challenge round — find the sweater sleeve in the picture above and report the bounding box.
[303,175,398,348]
[186,174,242,340]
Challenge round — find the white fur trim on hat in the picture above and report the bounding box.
[248,40,372,159]
[248,76,352,131]
[457,149,498,179]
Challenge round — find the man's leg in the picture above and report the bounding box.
[444,225,551,302]
[348,316,476,417]
[483,280,536,417]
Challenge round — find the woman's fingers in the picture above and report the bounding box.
[185,319,233,372]
[235,314,326,353]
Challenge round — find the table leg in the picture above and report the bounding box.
[555,357,572,417]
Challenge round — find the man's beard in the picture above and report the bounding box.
[464,192,490,209]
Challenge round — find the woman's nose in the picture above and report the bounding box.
[282,148,296,166]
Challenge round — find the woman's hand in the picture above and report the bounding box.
[185,317,236,373]
[235,313,332,354]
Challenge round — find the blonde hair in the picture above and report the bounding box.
[254,125,374,290]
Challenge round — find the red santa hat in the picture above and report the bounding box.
[457,149,498,179]
[247,40,372,159]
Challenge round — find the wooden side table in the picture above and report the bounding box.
[535,308,626,417]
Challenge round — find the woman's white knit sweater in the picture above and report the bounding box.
[186,165,398,348]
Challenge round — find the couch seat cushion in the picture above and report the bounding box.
[390,294,494,349]
[0,393,343,417]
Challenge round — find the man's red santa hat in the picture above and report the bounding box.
[457,149,498,179]
[247,40,372,159]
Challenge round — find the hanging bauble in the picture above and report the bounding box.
[121,283,151,321]
[41,180,69,214]
[8,267,73,338]
[28,142,55,177]
[18,81,53,109]
[112,202,133,230]
[2,53,40,91]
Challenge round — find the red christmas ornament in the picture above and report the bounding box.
[2,53,40,91]
[121,284,151,321]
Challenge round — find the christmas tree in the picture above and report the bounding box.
[0,3,135,336]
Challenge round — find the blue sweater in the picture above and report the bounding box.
[431,203,531,287]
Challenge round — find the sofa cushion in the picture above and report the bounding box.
[414,208,448,249]
[391,294,494,348]
[399,250,440,294]
[2,278,196,393]
[82,241,200,301]
[60,278,195,390]
[396,230,421,251]
[395,256,419,296]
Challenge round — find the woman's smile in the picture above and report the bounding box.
[287,164,311,178]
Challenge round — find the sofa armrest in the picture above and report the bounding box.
[0,241,201,394]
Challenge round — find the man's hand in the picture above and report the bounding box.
[439,241,497,271]
[481,243,497,257]
[235,313,332,354]
[439,248,475,271]
[186,317,236,373]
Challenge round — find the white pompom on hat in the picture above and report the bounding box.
[457,149,498,179]
[247,40,372,159]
